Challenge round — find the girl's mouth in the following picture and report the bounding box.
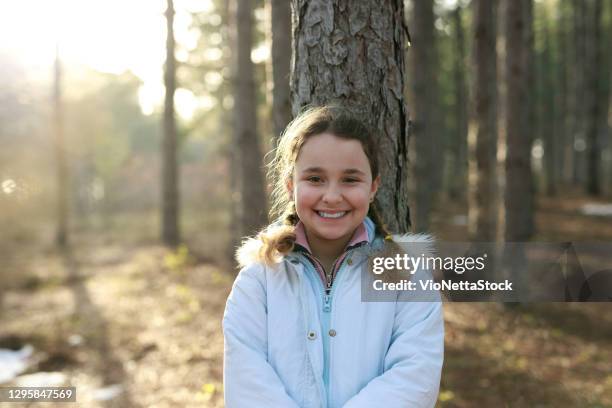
[316,211,348,219]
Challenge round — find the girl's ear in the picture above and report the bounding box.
[286,178,294,199]
[370,176,380,201]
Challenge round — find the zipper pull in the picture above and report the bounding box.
[323,294,332,312]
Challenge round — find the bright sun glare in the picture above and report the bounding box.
[0,0,213,119]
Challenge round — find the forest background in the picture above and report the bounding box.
[0,0,611,406]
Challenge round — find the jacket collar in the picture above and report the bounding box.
[293,216,375,255]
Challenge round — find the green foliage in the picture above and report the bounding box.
[163,244,194,274]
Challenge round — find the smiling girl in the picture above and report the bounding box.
[223,106,444,407]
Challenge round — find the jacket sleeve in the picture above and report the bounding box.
[343,283,444,408]
[223,263,301,408]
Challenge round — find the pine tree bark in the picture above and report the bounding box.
[571,0,588,185]
[54,44,69,247]
[162,0,180,246]
[554,0,570,191]
[468,0,498,241]
[447,6,468,201]
[234,0,268,237]
[585,0,603,195]
[596,2,612,196]
[225,0,241,265]
[562,0,577,184]
[524,0,536,222]
[270,0,293,143]
[541,18,558,196]
[409,0,438,233]
[504,0,534,242]
[291,0,410,233]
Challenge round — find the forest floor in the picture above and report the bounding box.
[1,192,611,407]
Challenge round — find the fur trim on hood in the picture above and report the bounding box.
[390,233,437,257]
[235,226,436,269]
[235,224,295,268]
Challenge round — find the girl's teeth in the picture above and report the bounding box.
[318,211,346,219]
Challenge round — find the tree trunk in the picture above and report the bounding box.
[270,0,293,143]
[517,0,536,237]
[447,6,468,201]
[291,0,410,233]
[162,0,180,246]
[541,16,557,196]
[234,0,268,237]
[408,0,438,233]
[468,0,498,241]
[571,0,588,186]
[561,0,576,185]
[585,0,603,195]
[225,0,241,266]
[504,0,534,242]
[554,0,570,192]
[597,2,612,196]
[54,44,69,247]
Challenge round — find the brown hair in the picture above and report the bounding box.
[236,105,393,267]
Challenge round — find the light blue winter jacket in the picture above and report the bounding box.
[223,218,444,407]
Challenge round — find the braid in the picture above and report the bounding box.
[272,205,298,255]
[368,203,393,239]
[283,202,300,226]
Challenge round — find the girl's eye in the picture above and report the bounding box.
[344,178,359,183]
[307,176,323,183]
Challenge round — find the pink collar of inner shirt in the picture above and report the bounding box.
[294,219,369,254]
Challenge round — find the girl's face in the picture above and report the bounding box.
[288,132,379,248]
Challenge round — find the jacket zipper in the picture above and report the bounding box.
[321,253,353,408]
[300,246,365,407]
[323,256,343,311]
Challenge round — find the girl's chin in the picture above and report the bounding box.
[309,225,353,241]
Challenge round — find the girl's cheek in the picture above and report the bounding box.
[348,188,370,201]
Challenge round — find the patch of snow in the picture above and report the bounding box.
[580,203,612,217]
[15,372,66,387]
[0,345,34,384]
[92,384,124,401]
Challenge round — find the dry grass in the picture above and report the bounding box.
[432,193,612,407]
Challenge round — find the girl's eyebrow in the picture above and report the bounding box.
[301,167,365,176]
[301,166,325,174]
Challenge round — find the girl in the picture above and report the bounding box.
[223,106,444,407]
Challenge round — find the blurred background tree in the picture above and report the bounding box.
[161,0,181,247]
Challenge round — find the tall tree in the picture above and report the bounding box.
[596,1,612,196]
[223,0,241,264]
[585,0,604,195]
[570,0,588,185]
[162,0,180,246]
[447,5,468,201]
[54,44,69,247]
[504,0,534,242]
[270,0,293,143]
[291,0,410,233]
[468,0,498,241]
[553,0,571,192]
[408,0,438,232]
[540,12,558,196]
[234,0,268,237]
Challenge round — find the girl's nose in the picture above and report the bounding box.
[322,185,342,204]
